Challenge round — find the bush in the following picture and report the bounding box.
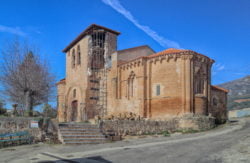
[162,131,170,137]
[0,108,7,115]
[0,100,7,115]
[42,104,57,118]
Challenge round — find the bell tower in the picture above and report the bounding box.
[60,24,120,122]
[84,24,120,119]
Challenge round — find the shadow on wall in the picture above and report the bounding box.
[37,155,112,163]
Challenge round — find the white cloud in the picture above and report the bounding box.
[217,65,225,71]
[214,63,225,71]
[212,63,226,76]
[0,25,26,36]
[233,72,246,75]
[101,0,180,49]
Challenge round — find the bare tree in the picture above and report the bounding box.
[0,39,55,116]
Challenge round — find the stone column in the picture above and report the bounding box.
[204,66,208,115]
[207,61,213,114]
[136,59,146,117]
[181,57,186,114]
[185,57,191,113]
[182,55,193,114]
[146,60,152,118]
[190,58,194,113]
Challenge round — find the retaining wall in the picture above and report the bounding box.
[0,117,42,141]
[100,114,215,136]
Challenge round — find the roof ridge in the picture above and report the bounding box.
[147,48,214,62]
[147,48,189,58]
[117,45,155,53]
[118,48,214,66]
[212,85,229,93]
[62,24,120,53]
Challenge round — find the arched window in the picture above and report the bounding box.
[73,89,76,98]
[195,79,204,94]
[77,45,81,65]
[72,49,76,68]
[195,68,205,94]
[128,71,135,99]
[129,77,134,97]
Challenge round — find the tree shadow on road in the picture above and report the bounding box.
[86,156,112,163]
[37,155,112,163]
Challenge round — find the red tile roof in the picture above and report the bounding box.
[117,45,155,54]
[147,48,214,62]
[211,85,229,93]
[56,78,66,85]
[118,48,214,66]
[147,48,188,58]
[62,24,120,53]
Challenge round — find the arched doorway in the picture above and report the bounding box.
[71,100,78,121]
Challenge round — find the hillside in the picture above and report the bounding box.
[218,75,250,110]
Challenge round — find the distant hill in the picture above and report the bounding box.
[218,75,250,110]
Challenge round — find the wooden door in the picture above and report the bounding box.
[71,100,78,121]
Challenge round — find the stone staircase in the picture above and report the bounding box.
[58,123,108,145]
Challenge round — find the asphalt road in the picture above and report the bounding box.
[1,117,249,163]
[79,118,250,163]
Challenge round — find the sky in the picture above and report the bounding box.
[0,0,249,107]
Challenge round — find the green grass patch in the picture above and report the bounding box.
[161,131,170,137]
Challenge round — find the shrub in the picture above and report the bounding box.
[162,131,170,137]
[0,108,7,115]
[42,104,57,118]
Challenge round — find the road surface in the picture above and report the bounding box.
[0,117,249,163]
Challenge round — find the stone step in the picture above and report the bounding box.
[64,140,108,144]
[60,128,101,132]
[59,125,99,128]
[61,132,104,136]
[59,128,100,131]
[59,124,99,128]
[58,123,108,144]
[63,138,107,143]
[65,142,105,145]
[59,125,99,127]
[62,135,106,139]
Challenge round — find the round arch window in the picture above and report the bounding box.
[73,89,76,98]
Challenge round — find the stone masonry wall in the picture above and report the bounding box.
[0,117,42,141]
[100,114,215,136]
[210,87,228,124]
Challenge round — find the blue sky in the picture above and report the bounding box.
[0,0,249,93]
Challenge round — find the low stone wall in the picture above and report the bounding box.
[0,117,42,142]
[100,114,215,136]
[178,115,215,130]
[228,108,250,118]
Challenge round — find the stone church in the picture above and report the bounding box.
[57,24,228,123]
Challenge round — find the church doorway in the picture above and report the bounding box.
[71,100,78,121]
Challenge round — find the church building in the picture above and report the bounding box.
[57,24,228,123]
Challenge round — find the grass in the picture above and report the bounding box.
[161,131,170,137]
